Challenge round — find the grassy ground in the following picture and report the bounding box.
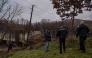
[8,36,92,58]
[0,36,92,58]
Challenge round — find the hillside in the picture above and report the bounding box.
[63,19,92,26]
[8,36,92,58]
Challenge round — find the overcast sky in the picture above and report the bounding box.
[10,0,92,23]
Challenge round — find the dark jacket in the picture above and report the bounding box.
[44,31,51,42]
[56,28,68,38]
[8,41,13,48]
[76,24,90,37]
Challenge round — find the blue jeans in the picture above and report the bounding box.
[45,41,49,52]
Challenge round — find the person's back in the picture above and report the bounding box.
[8,41,13,53]
[57,27,68,38]
[8,42,13,48]
[77,24,89,35]
[76,21,90,37]
[56,25,68,54]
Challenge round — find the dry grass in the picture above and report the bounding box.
[29,34,45,49]
[7,51,15,57]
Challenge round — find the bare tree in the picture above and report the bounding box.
[0,5,11,20]
[0,0,8,13]
[8,4,23,41]
[0,3,23,41]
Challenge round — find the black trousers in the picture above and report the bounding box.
[59,37,66,53]
[8,47,12,53]
[79,35,87,52]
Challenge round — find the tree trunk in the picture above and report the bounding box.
[72,15,74,30]
[15,31,20,45]
[9,30,12,41]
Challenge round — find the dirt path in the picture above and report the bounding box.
[0,46,24,52]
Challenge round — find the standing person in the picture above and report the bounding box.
[44,29,51,52]
[56,25,68,54]
[7,41,13,53]
[76,21,90,53]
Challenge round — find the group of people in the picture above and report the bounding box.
[7,21,90,54]
[44,21,90,54]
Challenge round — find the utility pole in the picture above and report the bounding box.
[26,5,34,48]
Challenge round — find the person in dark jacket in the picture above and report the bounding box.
[44,29,51,52]
[57,25,68,54]
[7,41,13,53]
[76,21,90,53]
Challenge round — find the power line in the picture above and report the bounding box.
[34,6,56,17]
[33,10,56,19]
[24,0,57,18]
[23,0,60,22]
[33,13,55,20]
[25,0,33,5]
[22,8,56,20]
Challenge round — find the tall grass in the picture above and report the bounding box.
[1,36,92,58]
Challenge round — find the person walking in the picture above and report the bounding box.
[44,29,51,52]
[7,41,13,53]
[56,25,68,54]
[76,21,90,53]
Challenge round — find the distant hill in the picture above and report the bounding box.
[62,19,92,26]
